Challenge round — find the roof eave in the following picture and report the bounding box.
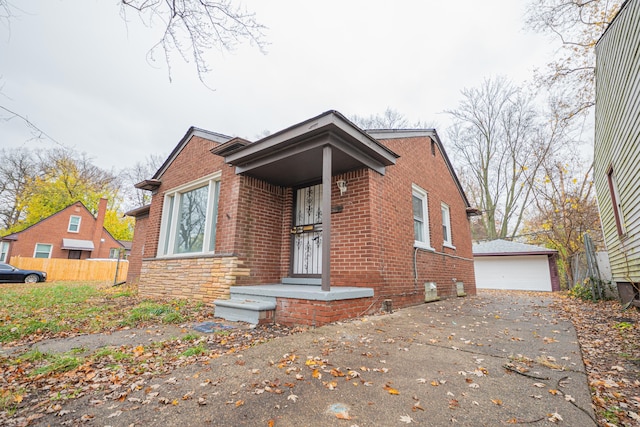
[134,179,162,192]
[224,110,399,167]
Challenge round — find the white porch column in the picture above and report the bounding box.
[322,145,332,292]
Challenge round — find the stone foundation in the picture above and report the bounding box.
[139,255,249,301]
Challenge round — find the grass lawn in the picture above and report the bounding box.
[0,281,210,345]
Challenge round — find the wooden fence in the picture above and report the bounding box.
[9,257,129,282]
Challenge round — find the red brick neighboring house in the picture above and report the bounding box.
[127,111,478,326]
[0,198,123,262]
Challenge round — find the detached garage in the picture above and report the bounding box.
[473,240,560,292]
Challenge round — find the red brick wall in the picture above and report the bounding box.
[7,202,120,260]
[275,135,476,315]
[330,169,384,288]
[126,213,148,284]
[233,176,286,285]
[275,297,376,327]
[370,136,476,301]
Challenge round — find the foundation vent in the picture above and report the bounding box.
[425,282,440,302]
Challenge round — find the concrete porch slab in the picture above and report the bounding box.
[230,284,374,301]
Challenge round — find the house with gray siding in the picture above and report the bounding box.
[594,0,640,306]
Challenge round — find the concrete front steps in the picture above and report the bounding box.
[214,278,374,325]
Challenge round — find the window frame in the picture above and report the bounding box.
[607,166,626,237]
[0,241,9,262]
[68,215,82,233]
[441,202,455,249]
[34,243,53,259]
[157,172,221,258]
[412,184,433,250]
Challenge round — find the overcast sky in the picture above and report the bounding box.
[0,1,554,172]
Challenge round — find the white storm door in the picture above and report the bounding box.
[291,184,323,275]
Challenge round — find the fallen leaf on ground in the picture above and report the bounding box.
[400,414,414,423]
[384,384,400,395]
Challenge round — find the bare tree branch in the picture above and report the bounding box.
[119,0,267,83]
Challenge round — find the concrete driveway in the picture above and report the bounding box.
[33,291,596,426]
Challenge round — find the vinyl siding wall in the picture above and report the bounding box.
[595,0,640,282]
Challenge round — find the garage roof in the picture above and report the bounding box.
[473,239,556,257]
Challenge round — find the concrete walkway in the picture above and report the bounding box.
[33,291,596,426]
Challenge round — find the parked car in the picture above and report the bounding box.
[0,263,47,283]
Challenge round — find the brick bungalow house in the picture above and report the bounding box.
[127,110,477,326]
[1,198,123,262]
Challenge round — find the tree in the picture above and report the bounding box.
[103,209,135,241]
[525,0,622,117]
[522,158,602,287]
[350,108,434,130]
[1,147,133,240]
[0,148,37,230]
[0,0,266,143]
[119,153,165,210]
[120,0,266,81]
[446,76,555,240]
[17,148,119,228]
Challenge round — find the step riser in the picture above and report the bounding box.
[214,304,274,324]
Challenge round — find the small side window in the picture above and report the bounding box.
[34,243,53,259]
[441,203,454,248]
[0,241,9,262]
[68,216,81,233]
[412,184,432,250]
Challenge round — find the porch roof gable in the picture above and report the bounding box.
[217,110,399,186]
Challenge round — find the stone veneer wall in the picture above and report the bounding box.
[139,255,249,301]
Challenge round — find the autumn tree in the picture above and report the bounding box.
[525,0,622,117]
[522,157,602,287]
[446,76,556,240]
[0,148,133,240]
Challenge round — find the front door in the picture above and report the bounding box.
[291,184,322,275]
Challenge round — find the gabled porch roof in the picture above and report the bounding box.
[213,110,399,186]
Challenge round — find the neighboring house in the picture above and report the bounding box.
[127,110,478,326]
[473,240,560,292]
[594,0,640,306]
[0,198,123,262]
[116,240,133,259]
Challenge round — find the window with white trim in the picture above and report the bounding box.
[412,184,431,249]
[34,243,52,259]
[68,215,81,232]
[0,241,9,262]
[441,202,454,247]
[607,166,626,237]
[158,174,221,257]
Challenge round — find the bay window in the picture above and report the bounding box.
[158,173,221,257]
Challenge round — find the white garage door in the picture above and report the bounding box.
[474,255,552,291]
